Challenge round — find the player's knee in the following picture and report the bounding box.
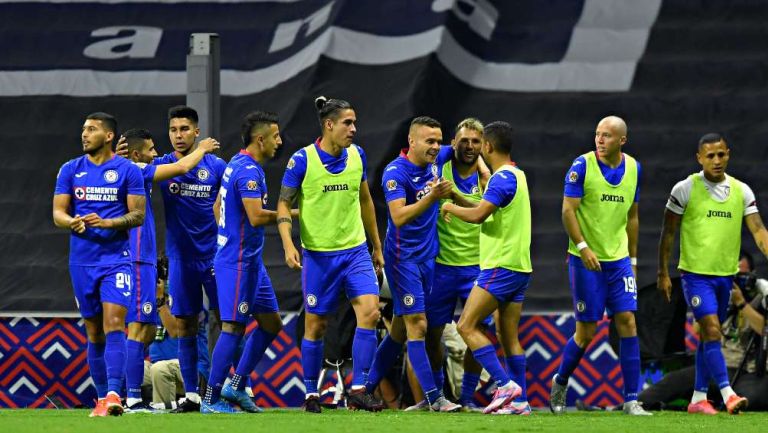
[259,314,283,335]
[221,321,245,335]
[614,313,637,336]
[456,318,475,341]
[305,318,328,339]
[357,307,380,327]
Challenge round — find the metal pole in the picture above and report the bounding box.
[186,33,220,140]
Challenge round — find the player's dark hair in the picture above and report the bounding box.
[241,111,279,147]
[698,132,726,150]
[85,112,118,138]
[484,121,514,155]
[740,250,755,272]
[410,116,441,130]
[123,128,153,154]
[168,105,199,124]
[315,96,353,127]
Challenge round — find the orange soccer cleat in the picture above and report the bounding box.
[725,394,748,415]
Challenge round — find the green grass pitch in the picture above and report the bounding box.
[2,409,768,433]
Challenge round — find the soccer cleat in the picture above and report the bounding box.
[623,400,652,416]
[89,399,108,417]
[221,383,262,413]
[124,401,159,414]
[459,401,484,413]
[201,400,243,414]
[687,400,718,415]
[347,388,384,412]
[105,393,124,416]
[725,394,748,415]
[170,398,201,413]
[430,396,462,413]
[404,399,430,412]
[494,400,532,416]
[302,395,322,413]
[483,383,522,414]
[549,375,567,415]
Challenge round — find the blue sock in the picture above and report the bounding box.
[125,339,144,400]
[232,328,277,390]
[205,331,242,404]
[365,335,403,393]
[703,340,730,389]
[351,328,377,387]
[555,337,585,385]
[301,338,323,395]
[472,344,510,388]
[433,368,444,394]
[460,372,480,404]
[619,336,640,401]
[87,341,107,398]
[694,341,711,392]
[506,355,527,402]
[407,340,439,404]
[104,331,126,394]
[178,336,199,394]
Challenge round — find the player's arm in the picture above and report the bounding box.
[746,213,768,259]
[213,193,221,224]
[359,180,384,273]
[388,179,453,227]
[52,194,86,233]
[277,185,301,269]
[730,285,765,335]
[477,155,491,190]
[82,194,146,230]
[441,200,496,224]
[243,197,278,227]
[449,191,480,208]
[626,202,639,275]
[656,209,681,302]
[562,196,601,272]
[153,138,220,182]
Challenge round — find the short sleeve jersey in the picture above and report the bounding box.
[564,152,642,202]
[129,162,158,264]
[281,140,368,188]
[214,151,268,269]
[665,172,758,216]
[157,152,226,260]
[54,155,145,265]
[483,168,518,207]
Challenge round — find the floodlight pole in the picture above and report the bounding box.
[186,33,220,140]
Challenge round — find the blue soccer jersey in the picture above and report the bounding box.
[54,155,145,265]
[157,152,226,260]
[382,151,446,263]
[214,150,268,269]
[129,163,158,264]
[281,140,368,188]
[483,168,518,207]
[564,152,642,202]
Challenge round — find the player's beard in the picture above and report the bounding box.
[84,140,107,156]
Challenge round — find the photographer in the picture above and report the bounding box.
[641,252,768,411]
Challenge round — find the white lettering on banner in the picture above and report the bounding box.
[268,1,334,53]
[83,26,163,60]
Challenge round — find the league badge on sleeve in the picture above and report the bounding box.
[386,179,397,191]
[306,294,318,307]
[287,158,296,169]
[247,180,258,191]
[568,171,579,183]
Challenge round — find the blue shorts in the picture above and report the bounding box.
[476,267,530,304]
[128,262,158,324]
[681,272,733,322]
[168,257,218,316]
[303,244,379,315]
[427,263,484,326]
[568,254,636,322]
[215,262,278,323]
[70,263,133,319]
[385,255,434,317]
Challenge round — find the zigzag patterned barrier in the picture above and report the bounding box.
[0,315,696,408]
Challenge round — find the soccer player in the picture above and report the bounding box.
[53,112,146,417]
[120,128,219,412]
[156,106,227,412]
[442,121,529,415]
[549,116,650,416]
[277,97,385,413]
[426,118,489,411]
[369,116,461,412]
[658,133,768,415]
[200,111,289,414]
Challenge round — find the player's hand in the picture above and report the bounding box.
[284,244,302,270]
[657,273,672,303]
[429,177,453,200]
[115,136,129,157]
[371,247,385,276]
[579,248,601,272]
[731,285,746,306]
[81,212,111,229]
[70,214,86,233]
[198,137,220,153]
[440,202,453,223]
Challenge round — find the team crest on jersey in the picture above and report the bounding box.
[386,179,397,191]
[431,164,438,177]
[471,186,480,195]
[691,295,702,308]
[576,300,586,313]
[247,180,258,191]
[103,169,118,183]
[306,294,318,307]
[197,168,210,181]
[403,294,415,307]
[287,158,296,169]
[142,302,153,315]
[74,186,86,200]
[568,171,579,183]
[238,302,249,314]
[168,182,180,194]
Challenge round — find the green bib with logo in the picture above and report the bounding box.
[437,159,482,266]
